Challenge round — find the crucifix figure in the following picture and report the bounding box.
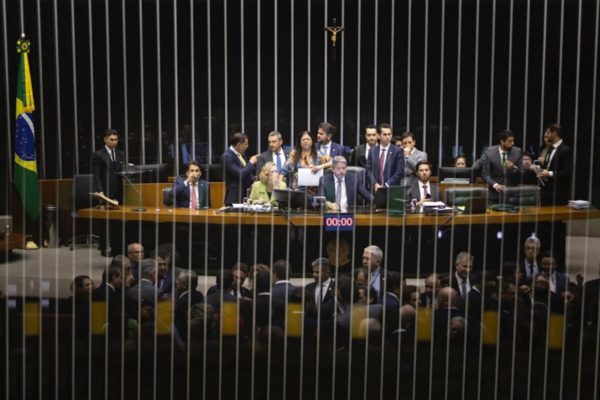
[325,18,344,62]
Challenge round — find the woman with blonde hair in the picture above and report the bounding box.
[250,162,287,206]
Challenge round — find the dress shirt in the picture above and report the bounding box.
[549,273,557,294]
[336,176,348,212]
[455,272,471,297]
[229,146,247,166]
[370,268,381,296]
[420,182,431,200]
[273,151,286,172]
[546,140,563,177]
[315,278,332,303]
[105,145,116,162]
[320,144,330,156]
[365,144,373,161]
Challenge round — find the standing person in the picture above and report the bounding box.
[349,124,379,168]
[284,130,329,189]
[534,123,573,205]
[256,131,290,176]
[398,131,428,187]
[316,122,345,161]
[222,132,259,205]
[480,130,523,201]
[92,129,126,256]
[366,123,405,192]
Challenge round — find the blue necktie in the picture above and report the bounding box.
[275,152,282,172]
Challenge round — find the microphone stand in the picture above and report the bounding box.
[117,162,146,212]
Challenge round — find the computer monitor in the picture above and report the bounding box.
[445,187,489,213]
[374,186,407,214]
[273,189,313,210]
[499,185,541,206]
[131,163,168,183]
[438,167,475,182]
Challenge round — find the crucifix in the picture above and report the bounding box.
[325,18,344,62]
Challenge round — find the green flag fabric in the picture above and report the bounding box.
[14,35,40,221]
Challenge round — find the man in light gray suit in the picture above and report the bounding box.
[480,130,523,201]
[397,131,428,187]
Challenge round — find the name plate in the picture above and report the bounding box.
[323,213,355,231]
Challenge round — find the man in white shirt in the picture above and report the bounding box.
[362,245,385,302]
[451,252,475,298]
[408,160,440,205]
[534,123,573,205]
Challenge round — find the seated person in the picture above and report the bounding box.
[453,155,468,168]
[407,160,440,205]
[172,160,211,209]
[249,162,287,206]
[318,156,374,212]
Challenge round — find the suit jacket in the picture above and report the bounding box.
[366,145,405,188]
[349,143,372,168]
[480,145,523,197]
[402,148,428,186]
[271,281,298,303]
[407,181,440,202]
[540,142,573,205]
[583,278,600,329]
[172,176,210,209]
[318,172,374,210]
[256,148,291,174]
[316,141,345,158]
[222,148,256,205]
[126,279,165,305]
[174,290,204,339]
[249,180,287,206]
[157,267,184,294]
[92,147,126,203]
[550,271,569,295]
[304,280,337,319]
[92,283,121,335]
[519,258,541,282]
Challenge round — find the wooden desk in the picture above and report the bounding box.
[77,206,600,227]
[0,233,27,252]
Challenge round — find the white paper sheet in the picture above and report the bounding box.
[297,168,323,186]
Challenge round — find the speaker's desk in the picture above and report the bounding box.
[77,206,600,227]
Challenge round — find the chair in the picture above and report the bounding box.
[438,166,475,182]
[68,174,100,249]
[499,185,541,206]
[444,187,489,207]
[163,187,174,206]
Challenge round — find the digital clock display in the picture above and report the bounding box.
[323,213,355,231]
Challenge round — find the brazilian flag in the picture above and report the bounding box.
[14,35,40,221]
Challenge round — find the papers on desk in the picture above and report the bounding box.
[422,201,456,214]
[297,168,323,186]
[568,200,591,210]
[422,201,446,208]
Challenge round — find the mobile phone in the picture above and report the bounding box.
[533,160,541,166]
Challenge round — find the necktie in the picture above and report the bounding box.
[236,153,247,167]
[336,177,343,210]
[461,280,467,297]
[529,263,535,277]
[276,152,282,172]
[379,148,386,184]
[544,147,553,166]
[190,183,198,209]
[501,151,507,167]
[111,150,116,162]
[423,184,430,199]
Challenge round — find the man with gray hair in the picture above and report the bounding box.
[362,245,385,301]
[318,155,373,212]
[256,131,290,176]
[451,252,475,298]
[126,258,166,306]
[519,236,541,281]
[305,257,336,320]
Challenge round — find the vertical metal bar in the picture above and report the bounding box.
[35,0,47,179]
[206,0,212,166]
[241,0,245,134]
[290,0,294,143]
[324,0,328,122]
[373,0,378,123]
[53,0,63,177]
[173,0,179,172]
[190,0,195,164]
[521,0,531,150]
[568,0,582,201]
[274,0,277,131]
[87,0,95,164]
[471,0,480,172]
[355,0,360,135]
[436,0,445,176]
[539,0,549,146]
[421,0,429,152]
[307,0,311,128]
[19,0,23,31]
[257,0,261,142]
[454,0,462,165]
[223,0,229,138]
[340,0,346,145]
[389,0,396,128]
[488,0,497,146]
[105,0,111,127]
[70,0,79,173]
[507,0,514,128]
[121,0,129,160]
[156,0,163,164]
[405,0,411,130]
[557,0,565,121]
[139,0,146,164]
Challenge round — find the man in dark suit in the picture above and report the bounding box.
[480,130,523,201]
[349,124,379,168]
[222,132,259,205]
[172,160,211,209]
[366,123,405,192]
[540,250,569,295]
[92,128,126,255]
[174,270,204,340]
[304,258,337,321]
[92,266,124,337]
[316,122,345,161]
[519,236,541,282]
[256,131,291,176]
[535,123,573,205]
[126,259,167,318]
[361,245,385,302]
[271,259,297,303]
[450,252,476,299]
[319,156,374,212]
[407,160,440,205]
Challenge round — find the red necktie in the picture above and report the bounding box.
[379,148,386,184]
[423,184,430,199]
[190,183,198,209]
